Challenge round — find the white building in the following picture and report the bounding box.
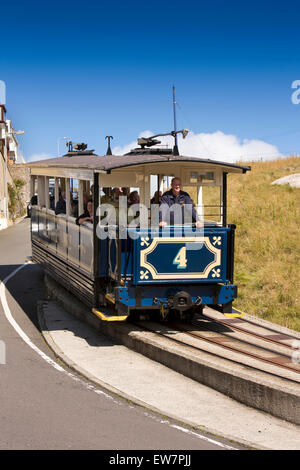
[0,104,21,230]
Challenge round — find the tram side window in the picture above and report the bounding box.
[55,191,67,215]
[70,178,79,218]
[49,179,55,210]
[199,186,222,224]
[99,187,141,225]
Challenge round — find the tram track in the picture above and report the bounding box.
[171,321,300,378]
[131,311,300,384]
[197,310,300,351]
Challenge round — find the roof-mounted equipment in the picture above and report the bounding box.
[65,141,94,155]
[137,128,189,155]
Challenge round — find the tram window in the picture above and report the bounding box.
[183,185,221,224]
[70,178,79,200]
[189,171,215,185]
[162,175,174,192]
[49,181,55,211]
[200,186,222,224]
[183,185,198,203]
[70,178,79,218]
[150,175,158,197]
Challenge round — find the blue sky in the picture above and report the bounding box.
[1,0,300,161]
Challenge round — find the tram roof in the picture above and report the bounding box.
[27,151,251,175]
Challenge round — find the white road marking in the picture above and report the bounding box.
[0,263,113,397]
[0,262,238,450]
[170,424,237,450]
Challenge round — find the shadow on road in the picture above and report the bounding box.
[0,263,46,330]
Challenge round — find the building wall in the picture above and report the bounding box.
[9,163,30,205]
[0,150,13,228]
[0,111,25,229]
[0,151,6,226]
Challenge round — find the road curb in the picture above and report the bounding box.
[44,274,300,426]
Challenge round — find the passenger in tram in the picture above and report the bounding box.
[100,187,112,204]
[112,187,121,204]
[90,184,95,200]
[55,191,66,215]
[159,177,202,228]
[76,199,93,225]
[150,190,162,205]
[150,191,162,225]
[121,187,130,197]
[128,190,140,224]
[128,190,140,206]
[50,194,55,210]
[83,192,91,210]
[112,188,122,219]
[99,188,117,225]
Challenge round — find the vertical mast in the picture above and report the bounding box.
[173,86,179,156]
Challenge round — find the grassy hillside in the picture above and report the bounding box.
[227,156,300,331]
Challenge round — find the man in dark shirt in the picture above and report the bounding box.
[55,191,66,215]
[159,177,202,228]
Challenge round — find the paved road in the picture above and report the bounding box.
[0,219,245,450]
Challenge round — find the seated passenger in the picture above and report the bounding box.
[128,191,140,224]
[55,191,66,215]
[159,177,202,228]
[112,187,121,206]
[76,200,93,225]
[121,187,130,197]
[100,187,112,204]
[128,190,140,206]
[50,195,55,210]
[98,188,119,225]
[150,191,162,225]
[150,190,162,205]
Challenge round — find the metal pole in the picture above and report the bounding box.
[222,172,227,227]
[173,86,179,156]
[93,173,100,307]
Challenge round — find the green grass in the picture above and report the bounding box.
[227,156,300,331]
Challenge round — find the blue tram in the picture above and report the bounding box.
[28,137,250,321]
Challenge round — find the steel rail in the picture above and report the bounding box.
[196,313,300,351]
[169,321,300,376]
[130,319,300,383]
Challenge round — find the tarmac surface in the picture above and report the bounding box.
[39,299,300,450]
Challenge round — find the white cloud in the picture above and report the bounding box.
[26,153,53,162]
[112,130,282,162]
